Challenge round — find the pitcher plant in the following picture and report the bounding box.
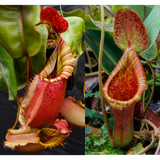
[3,6,85,153]
[103,8,149,148]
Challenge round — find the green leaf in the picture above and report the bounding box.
[95,21,114,32]
[94,137,106,146]
[0,44,17,100]
[85,90,93,98]
[85,29,123,75]
[14,56,27,90]
[148,79,160,86]
[140,5,160,54]
[0,5,44,58]
[85,137,90,142]
[127,143,145,155]
[85,107,93,118]
[30,23,48,73]
[85,126,93,134]
[146,71,160,87]
[85,15,123,75]
[94,91,100,98]
[13,23,48,89]
[62,9,85,20]
[85,15,101,30]
[85,15,113,32]
[0,5,48,99]
[144,2,155,8]
[139,42,158,61]
[61,16,84,57]
[144,6,153,20]
[85,107,104,122]
[101,117,114,133]
[112,5,125,13]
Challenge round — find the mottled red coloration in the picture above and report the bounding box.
[104,48,147,106]
[19,35,75,129]
[103,48,147,148]
[24,77,67,128]
[114,8,149,52]
[108,64,138,101]
[40,7,68,33]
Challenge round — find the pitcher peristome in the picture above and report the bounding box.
[103,48,147,148]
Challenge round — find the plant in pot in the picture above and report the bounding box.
[0,5,85,153]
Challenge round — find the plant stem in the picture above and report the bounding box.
[155,138,160,155]
[136,119,160,155]
[92,5,101,18]
[136,132,155,155]
[104,5,115,17]
[141,63,156,121]
[141,60,160,69]
[142,91,149,131]
[98,5,112,143]
[12,96,20,129]
[26,55,30,93]
[59,5,64,18]
[85,70,105,78]
[142,60,160,65]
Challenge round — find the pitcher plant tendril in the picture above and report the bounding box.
[98,5,113,144]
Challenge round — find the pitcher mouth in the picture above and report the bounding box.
[4,126,70,153]
[39,34,75,83]
[103,48,147,107]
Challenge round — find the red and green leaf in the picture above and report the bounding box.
[114,8,149,52]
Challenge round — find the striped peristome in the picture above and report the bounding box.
[103,48,147,107]
[40,34,75,83]
[103,48,147,148]
[102,7,149,149]
[38,128,69,150]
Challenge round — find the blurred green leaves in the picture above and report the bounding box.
[85,15,123,75]
[61,16,84,57]
[85,5,160,75]
[0,5,48,100]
